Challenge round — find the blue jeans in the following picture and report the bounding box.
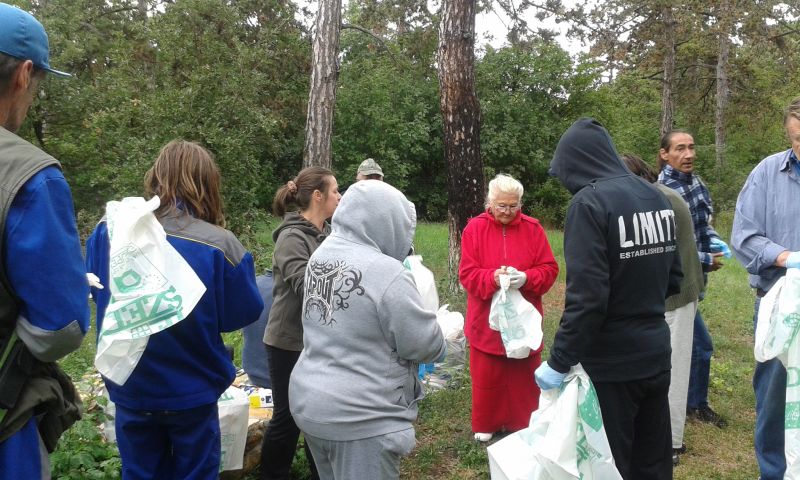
[753,297,787,480]
[687,309,714,409]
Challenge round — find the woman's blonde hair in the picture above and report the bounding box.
[485,174,523,208]
[144,139,225,227]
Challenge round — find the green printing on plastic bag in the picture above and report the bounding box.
[101,285,184,337]
[575,382,605,470]
[102,244,186,338]
[786,401,800,430]
[784,312,800,350]
[788,366,800,430]
[579,382,603,431]
[576,423,601,466]
[219,389,236,403]
[499,298,526,341]
[219,434,234,473]
[110,244,168,293]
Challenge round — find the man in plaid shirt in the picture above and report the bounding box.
[658,130,728,432]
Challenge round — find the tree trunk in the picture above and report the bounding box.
[715,2,731,171]
[438,0,485,294]
[302,0,342,169]
[660,4,675,140]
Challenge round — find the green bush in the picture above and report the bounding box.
[51,395,121,480]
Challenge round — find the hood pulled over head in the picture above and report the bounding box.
[550,118,629,194]
[331,180,416,261]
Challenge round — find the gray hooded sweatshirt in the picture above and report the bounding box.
[288,180,447,441]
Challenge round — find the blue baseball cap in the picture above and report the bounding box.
[0,2,70,77]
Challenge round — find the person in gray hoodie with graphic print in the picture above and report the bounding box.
[289,180,446,480]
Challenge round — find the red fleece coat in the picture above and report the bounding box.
[459,210,559,356]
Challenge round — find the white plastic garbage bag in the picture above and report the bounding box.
[436,304,464,341]
[488,364,622,480]
[218,385,250,472]
[403,254,439,313]
[753,268,800,478]
[94,196,206,385]
[423,305,467,391]
[488,274,543,358]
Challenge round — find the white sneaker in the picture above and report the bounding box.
[474,432,493,442]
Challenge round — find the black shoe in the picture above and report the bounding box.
[688,405,727,428]
[672,444,686,467]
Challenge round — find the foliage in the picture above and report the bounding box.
[334,16,446,219]
[7,0,797,227]
[476,41,605,225]
[51,395,121,480]
[17,0,311,235]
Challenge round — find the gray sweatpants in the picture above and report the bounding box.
[304,428,416,480]
[666,300,697,449]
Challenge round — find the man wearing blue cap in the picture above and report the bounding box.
[0,3,89,479]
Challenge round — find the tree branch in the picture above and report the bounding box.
[91,6,139,21]
[340,24,398,64]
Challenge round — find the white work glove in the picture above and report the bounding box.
[87,272,104,289]
[506,267,527,289]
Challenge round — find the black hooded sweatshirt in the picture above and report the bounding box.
[548,118,682,382]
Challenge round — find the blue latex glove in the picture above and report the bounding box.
[787,251,800,269]
[710,238,732,258]
[534,361,567,390]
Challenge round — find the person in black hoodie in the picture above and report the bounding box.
[535,118,682,479]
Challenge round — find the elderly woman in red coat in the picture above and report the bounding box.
[459,174,559,442]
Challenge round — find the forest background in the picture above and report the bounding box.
[11,0,800,478]
[12,0,800,253]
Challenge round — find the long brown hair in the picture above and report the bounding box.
[144,139,225,227]
[621,153,658,183]
[272,166,333,217]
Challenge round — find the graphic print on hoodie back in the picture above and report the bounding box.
[548,118,683,382]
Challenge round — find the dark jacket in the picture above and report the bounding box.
[548,118,682,382]
[264,212,330,351]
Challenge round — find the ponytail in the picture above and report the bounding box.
[272,166,333,217]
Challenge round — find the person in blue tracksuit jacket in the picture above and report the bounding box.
[86,140,263,480]
[0,4,89,479]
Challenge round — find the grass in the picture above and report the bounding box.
[58,214,761,479]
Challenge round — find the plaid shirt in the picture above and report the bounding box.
[658,164,719,269]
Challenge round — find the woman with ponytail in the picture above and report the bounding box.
[260,166,340,480]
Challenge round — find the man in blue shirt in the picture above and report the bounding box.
[658,130,728,429]
[0,4,89,479]
[731,96,800,480]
